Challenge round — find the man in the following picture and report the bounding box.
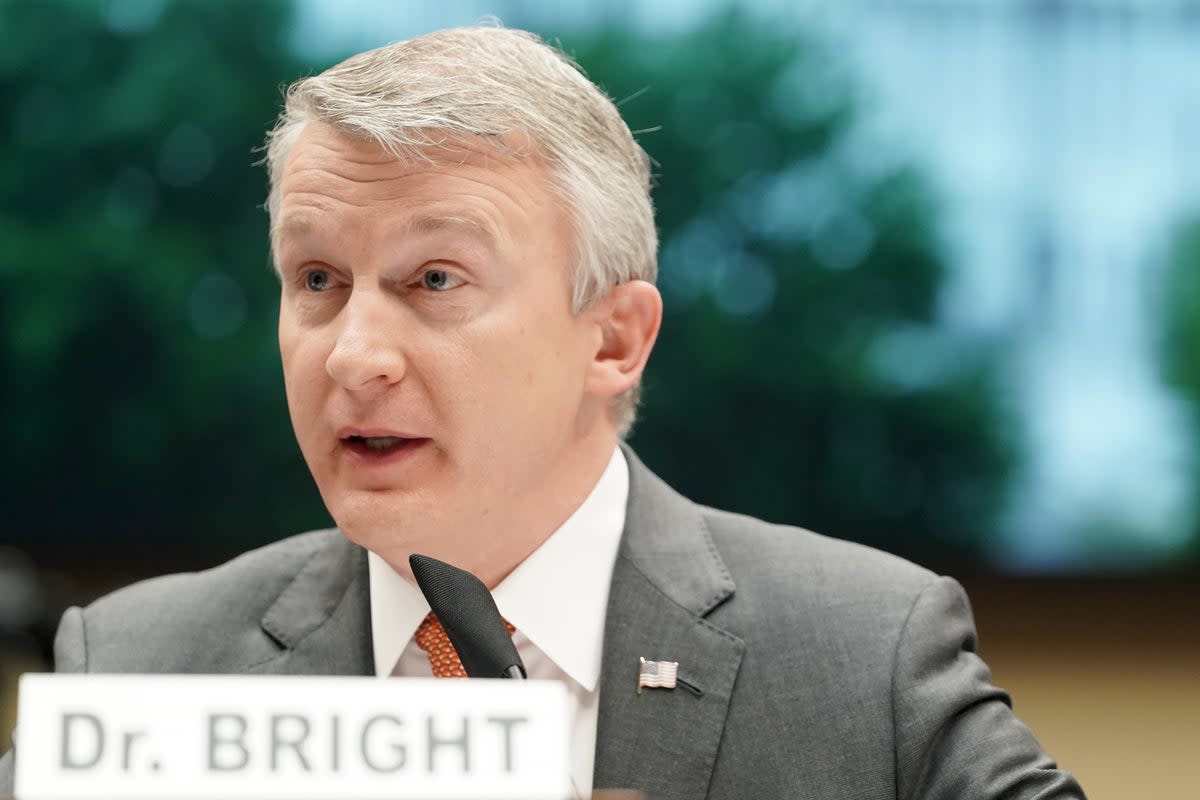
[0,25,1084,800]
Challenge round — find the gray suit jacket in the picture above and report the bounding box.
[0,450,1083,799]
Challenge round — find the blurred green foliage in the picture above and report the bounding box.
[0,0,326,560]
[0,1,1016,571]
[1161,217,1200,564]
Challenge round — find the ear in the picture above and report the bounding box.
[585,280,663,400]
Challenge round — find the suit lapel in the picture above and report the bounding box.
[250,532,374,677]
[593,448,745,800]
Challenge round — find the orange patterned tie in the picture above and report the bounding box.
[414,612,516,678]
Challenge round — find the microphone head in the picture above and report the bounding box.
[409,553,526,679]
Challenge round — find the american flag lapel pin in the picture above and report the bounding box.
[638,656,679,694]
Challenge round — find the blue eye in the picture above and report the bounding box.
[304,270,331,292]
[422,269,451,291]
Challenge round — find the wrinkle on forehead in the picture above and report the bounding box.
[286,121,542,179]
[279,122,550,205]
[272,123,565,265]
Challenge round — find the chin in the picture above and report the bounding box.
[328,493,442,559]
[326,492,402,539]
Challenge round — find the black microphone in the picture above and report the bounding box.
[409,553,526,679]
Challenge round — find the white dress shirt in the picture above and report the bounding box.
[368,447,629,798]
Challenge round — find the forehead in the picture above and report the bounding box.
[277,123,551,205]
[279,210,497,247]
[274,123,561,246]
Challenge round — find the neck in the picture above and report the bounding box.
[380,427,621,590]
[473,429,620,588]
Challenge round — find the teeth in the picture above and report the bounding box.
[363,436,406,451]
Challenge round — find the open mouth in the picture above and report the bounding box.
[342,435,429,458]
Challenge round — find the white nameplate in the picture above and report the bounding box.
[14,674,570,800]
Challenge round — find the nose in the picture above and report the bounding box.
[325,289,407,391]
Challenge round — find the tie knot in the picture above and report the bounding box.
[414,612,516,678]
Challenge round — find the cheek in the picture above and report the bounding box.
[453,306,587,414]
[421,331,492,421]
[279,322,329,426]
[280,301,330,366]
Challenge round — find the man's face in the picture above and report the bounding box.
[275,123,615,582]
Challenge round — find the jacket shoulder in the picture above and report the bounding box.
[699,505,943,644]
[63,529,343,672]
[702,505,937,594]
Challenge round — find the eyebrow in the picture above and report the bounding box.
[276,214,312,240]
[406,213,498,246]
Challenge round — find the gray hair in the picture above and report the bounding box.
[263,24,657,435]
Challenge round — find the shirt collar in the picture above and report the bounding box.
[368,446,629,691]
[368,550,431,678]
